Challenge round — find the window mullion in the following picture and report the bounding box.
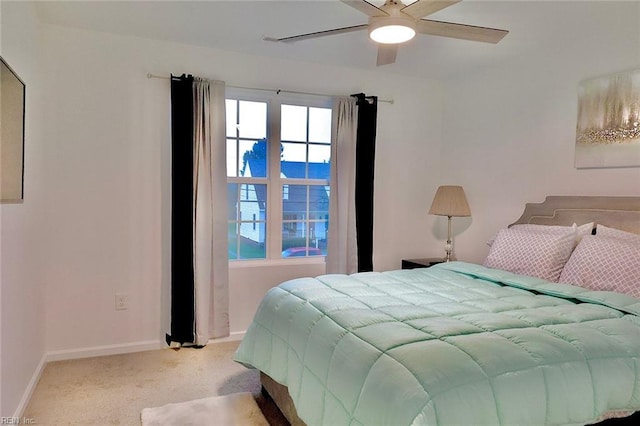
[306,185,311,253]
[267,99,283,259]
[306,107,310,181]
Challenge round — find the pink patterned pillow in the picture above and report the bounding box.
[486,223,592,247]
[483,228,576,282]
[559,235,640,299]
[596,225,640,243]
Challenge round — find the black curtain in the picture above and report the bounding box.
[167,74,195,345]
[352,93,378,272]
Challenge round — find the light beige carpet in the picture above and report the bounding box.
[141,392,269,426]
[24,341,288,425]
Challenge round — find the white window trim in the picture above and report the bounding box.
[226,88,333,263]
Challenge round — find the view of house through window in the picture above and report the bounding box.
[226,91,332,260]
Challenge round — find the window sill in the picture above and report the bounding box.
[229,257,326,269]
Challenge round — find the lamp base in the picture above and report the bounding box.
[443,252,456,262]
[444,232,453,262]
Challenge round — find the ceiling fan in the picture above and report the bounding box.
[264,0,509,66]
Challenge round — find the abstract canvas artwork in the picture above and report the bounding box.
[575,69,640,168]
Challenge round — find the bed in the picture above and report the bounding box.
[234,196,640,425]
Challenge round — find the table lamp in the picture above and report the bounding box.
[428,185,471,262]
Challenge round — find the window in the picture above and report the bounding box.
[226,89,332,261]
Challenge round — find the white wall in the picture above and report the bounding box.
[38,24,444,350]
[440,1,640,264]
[0,1,47,417]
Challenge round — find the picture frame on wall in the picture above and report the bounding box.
[575,68,640,169]
[0,56,26,203]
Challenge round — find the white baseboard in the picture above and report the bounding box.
[13,353,47,418]
[45,340,165,363]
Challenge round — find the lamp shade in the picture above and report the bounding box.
[428,186,471,217]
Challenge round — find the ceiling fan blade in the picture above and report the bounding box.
[340,0,389,17]
[401,0,462,19]
[377,44,398,66]
[264,24,368,43]
[416,19,509,43]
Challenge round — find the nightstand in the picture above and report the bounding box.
[401,258,446,270]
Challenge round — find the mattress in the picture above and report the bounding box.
[234,262,640,425]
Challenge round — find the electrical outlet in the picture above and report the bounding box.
[115,293,129,311]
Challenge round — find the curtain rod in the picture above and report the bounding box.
[146,73,394,104]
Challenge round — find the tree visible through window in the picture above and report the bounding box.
[226,91,332,260]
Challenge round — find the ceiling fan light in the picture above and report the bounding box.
[369,16,416,44]
[370,25,415,44]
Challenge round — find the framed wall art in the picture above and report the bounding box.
[1,56,26,203]
[575,68,640,169]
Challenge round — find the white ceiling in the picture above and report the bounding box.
[35,0,638,80]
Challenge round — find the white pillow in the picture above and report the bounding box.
[576,222,596,241]
[596,224,640,243]
[559,235,640,299]
[483,228,577,282]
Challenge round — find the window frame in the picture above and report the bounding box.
[226,88,333,264]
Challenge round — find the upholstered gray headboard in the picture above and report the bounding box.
[510,196,640,235]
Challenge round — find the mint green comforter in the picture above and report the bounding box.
[234,262,640,425]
